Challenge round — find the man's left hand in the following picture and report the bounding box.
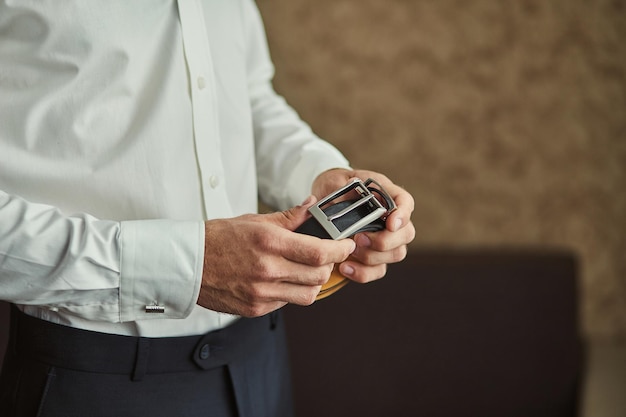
[311,168,416,283]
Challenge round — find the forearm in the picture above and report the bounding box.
[0,191,203,322]
[252,85,350,209]
[243,0,350,210]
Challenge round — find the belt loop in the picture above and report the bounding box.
[132,338,151,381]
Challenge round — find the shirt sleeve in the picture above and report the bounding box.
[0,191,203,322]
[243,0,351,210]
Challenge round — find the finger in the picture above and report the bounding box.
[280,231,357,266]
[270,257,336,286]
[268,282,323,307]
[383,185,415,232]
[338,261,387,284]
[351,243,409,267]
[342,170,413,232]
[262,195,318,232]
[213,271,324,315]
[238,276,323,309]
[354,221,416,253]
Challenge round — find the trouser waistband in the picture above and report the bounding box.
[9,305,281,381]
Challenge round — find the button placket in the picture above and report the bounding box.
[177,0,232,218]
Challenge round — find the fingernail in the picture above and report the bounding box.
[341,264,355,277]
[393,218,403,232]
[356,234,371,248]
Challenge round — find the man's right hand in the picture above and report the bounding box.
[197,196,356,317]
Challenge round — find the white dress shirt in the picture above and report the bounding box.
[0,0,349,337]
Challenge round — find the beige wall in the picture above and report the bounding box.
[257,0,626,341]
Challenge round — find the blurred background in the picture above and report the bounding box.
[256,0,625,415]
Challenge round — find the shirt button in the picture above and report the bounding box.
[209,175,220,189]
[197,76,206,90]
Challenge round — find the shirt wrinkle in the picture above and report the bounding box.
[0,0,349,338]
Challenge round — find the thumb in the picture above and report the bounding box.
[268,195,317,231]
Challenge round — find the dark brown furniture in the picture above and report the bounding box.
[283,248,584,417]
[0,248,584,416]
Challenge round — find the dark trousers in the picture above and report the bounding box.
[0,306,294,417]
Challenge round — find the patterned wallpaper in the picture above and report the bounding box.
[257,0,626,340]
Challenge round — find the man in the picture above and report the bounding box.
[0,1,415,416]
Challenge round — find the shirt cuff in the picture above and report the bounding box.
[119,219,204,322]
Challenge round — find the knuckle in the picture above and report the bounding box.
[294,288,319,306]
[394,245,408,262]
[358,250,376,265]
[252,231,274,251]
[308,248,327,266]
[241,303,267,318]
[407,223,416,242]
[257,262,273,280]
[368,236,391,253]
[350,274,366,284]
[380,263,388,278]
[354,264,387,284]
[323,265,335,280]
[239,290,272,317]
[247,284,263,300]
[242,283,267,308]
[253,258,280,282]
[314,267,333,286]
[367,265,387,283]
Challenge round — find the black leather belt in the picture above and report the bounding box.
[295,178,396,299]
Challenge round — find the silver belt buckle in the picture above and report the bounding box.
[308,178,397,240]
